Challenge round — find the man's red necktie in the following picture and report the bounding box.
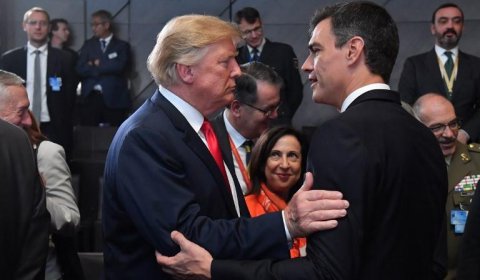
[201,119,229,188]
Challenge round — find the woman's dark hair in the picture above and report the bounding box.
[248,126,307,200]
[25,110,48,146]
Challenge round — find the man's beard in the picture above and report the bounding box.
[436,28,462,49]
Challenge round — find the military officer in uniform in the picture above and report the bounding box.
[414,93,480,279]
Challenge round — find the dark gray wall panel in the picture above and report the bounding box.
[1,0,480,129]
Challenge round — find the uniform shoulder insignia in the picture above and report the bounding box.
[467,143,480,153]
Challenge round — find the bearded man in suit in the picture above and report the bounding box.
[399,3,480,143]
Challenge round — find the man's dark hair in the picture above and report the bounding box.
[234,61,283,105]
[309,1,399,83]
[49,18,68,38]
[431,3,464,24]
[234,7,261,24]
[92,9,113,31]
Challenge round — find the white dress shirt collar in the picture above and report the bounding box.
[158,85,204,133]
[100,33,113,45]
[27,42,48,54]
[247,38,266,55]
[223,111,247,149]
[435,45,458,63]
[340,83,390,112]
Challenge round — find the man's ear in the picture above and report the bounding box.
[346,36,365,65]
[176,63,194,84]
[230,100,242,117]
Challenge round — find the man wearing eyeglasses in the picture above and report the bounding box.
[399,3,480,144]
[234,7,303,126]
[211,61,282,195]
[76,9,131,127]
[0,7,76,159]
[413,93,480,279]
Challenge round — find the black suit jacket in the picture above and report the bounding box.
[211,111,250,209]
[237,39,303,123]
[0,45,76,153]
[0,120,50,280]
[212,90,447,279]
[102,90,289,279]
[399,49,480,141]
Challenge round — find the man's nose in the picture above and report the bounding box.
[442,125,456,138]
[21,112,32,128]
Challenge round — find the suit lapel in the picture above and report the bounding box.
[453,51,469,93]
[18,47,28,80]
[211,113,250,217]
[236,46,250,64]
[151,91,240,217]
[258,39,273,63]
[348,89,401,109]
[426,49,448,95]
[105,36,117,53]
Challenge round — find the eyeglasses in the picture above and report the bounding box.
[428,118,460,134]
[242,102,280,117]
[241,26,263,37]
[26,20,48,27]
[90,22,105,27]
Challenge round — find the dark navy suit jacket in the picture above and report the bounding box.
[102,90,289,279]
[76,36,130,109]
[212,90,447,280]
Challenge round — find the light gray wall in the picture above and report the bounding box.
[1,0,480,129]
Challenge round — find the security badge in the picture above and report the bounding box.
[451,174,478,234]
[49,76,62,91]
[108,52,118,59]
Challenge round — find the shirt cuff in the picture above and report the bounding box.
[281,210,293,248]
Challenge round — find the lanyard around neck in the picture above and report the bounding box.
[437,54,459,95]
[228,135,252,193]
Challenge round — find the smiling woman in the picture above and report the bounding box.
[245,126,307,258]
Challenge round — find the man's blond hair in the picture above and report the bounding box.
[147,14,241,86]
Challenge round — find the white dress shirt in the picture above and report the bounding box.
[26,42,50,122]
[159,85,241,217]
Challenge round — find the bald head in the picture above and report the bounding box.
[413,93,458,157]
